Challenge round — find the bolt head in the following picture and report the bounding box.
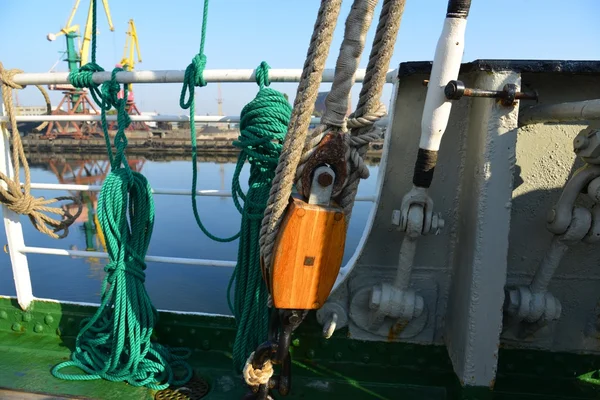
[370,286,382,310]
[317,172,334,187]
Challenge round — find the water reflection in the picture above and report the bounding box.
[1,153,380,314]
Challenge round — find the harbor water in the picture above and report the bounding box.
[0,156,379,315]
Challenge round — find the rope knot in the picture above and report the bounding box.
[243,352,273,387]
[255,61,271,89]
[8,192,35,215]
[0,62,24,90]
[191,54,207,87]
[69,63,104,89]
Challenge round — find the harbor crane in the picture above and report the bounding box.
[45,0,114,138]
[110,19,149,132]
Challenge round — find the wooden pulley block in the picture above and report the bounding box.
[269,194,347,310]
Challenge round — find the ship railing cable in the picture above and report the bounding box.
[0,62,81,239]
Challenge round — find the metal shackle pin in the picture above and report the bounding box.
[444,80,538,106]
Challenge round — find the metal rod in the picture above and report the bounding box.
[519,99,600,126]
[529,236,569,294]
[27,182,376,202]
[12,68,396,86]
[3,114,325,124]
[19,246,237,268]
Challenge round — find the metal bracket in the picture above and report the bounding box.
[444,80,538,106]
[308,166,335,206]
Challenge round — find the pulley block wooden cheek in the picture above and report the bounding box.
[270,195,347,310]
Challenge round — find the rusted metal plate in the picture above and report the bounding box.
[300,132,347,198]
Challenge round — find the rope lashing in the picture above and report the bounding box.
[227,62,291,374]
[295,0,380,200]
[179,0,240,242]
[0,62,81,239]
[52,68,193,389]
[260,0,344,270]
[339,0,407,223]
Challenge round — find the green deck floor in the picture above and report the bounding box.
[1,297,600,399]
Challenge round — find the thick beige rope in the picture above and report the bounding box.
[259,0,343,269]
[0,62,80,239]
[295,0,379,197]
[242,352,273,387]
[339,0,406,222]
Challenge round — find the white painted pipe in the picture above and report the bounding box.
[419,17,467,151]
[12,68,396,86]
[412,0,470,190]
[27,182,377,202]
[2,114,389,125]
[519,99,600,126]
[4,114,325,124]
[19,246,237,268]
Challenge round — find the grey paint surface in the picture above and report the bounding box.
[338,63,600,387]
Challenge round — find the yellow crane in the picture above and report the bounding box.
[117,19,142,94]
[47,0,115,71]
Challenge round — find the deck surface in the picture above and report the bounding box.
[1,297,600,399]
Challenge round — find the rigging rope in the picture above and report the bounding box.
[0,62,81,239]
[52,0,192,389]
[339,0,405,222]
[227,62,291,373]
[179,0,240,243]
[259,0,344,270]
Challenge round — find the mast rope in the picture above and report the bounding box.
[226,62,292,373]
[294,0,380,199]
[0,62,81,239]
[259,0,344,271]
[51,0,192,389]
[338,0,405,222]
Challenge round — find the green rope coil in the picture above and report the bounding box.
[227,61,292,373]
[52,52,192,392]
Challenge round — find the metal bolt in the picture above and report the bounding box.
[444,80,538,106]
[34,323,44,333]
[370,286,382,309]
[201,339,210,350]
[306,349,315,359]
[317,172,334,187]
[11,323,21,332]
[362,354,370,364]
[44,315,54,325]
[22,313,32,322]
[0,311,7,320]
[334,352,343,361]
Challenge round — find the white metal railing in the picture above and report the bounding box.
[11,68,395,86]
[0,68,396,311]
[28,183,377,202]
[2,114,390,126]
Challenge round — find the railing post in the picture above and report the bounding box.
[0,89,33,310]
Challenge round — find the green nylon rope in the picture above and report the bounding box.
[52,2,192,389]
[226,62,292,373]
[179,0,240,242]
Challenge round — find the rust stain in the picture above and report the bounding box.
[387,319,408,341]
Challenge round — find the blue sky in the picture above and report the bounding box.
[3,0,599,115]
